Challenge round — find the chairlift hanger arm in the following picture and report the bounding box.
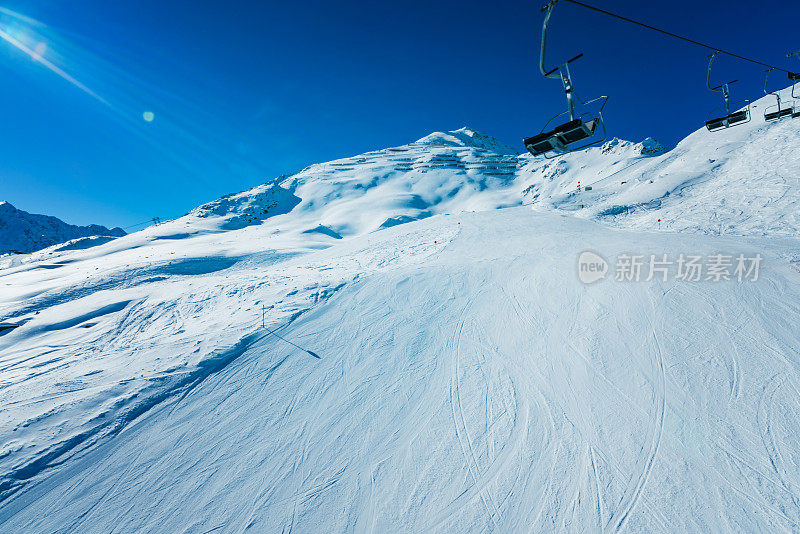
[553,0,793,74]
[764,68,777,95]
[706,52,737,98]
[706,52,721,93]
[789,51,800,99]
[539,0,561,79]
[539,0,585,77]
[763,67,788,101]
[789,51,800,81]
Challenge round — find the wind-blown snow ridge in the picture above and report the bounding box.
[190,182,302,230]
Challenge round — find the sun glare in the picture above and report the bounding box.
[30,41,46,61]
[0,10,108,105]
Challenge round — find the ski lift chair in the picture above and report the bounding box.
[789,51,800,118]
[706,105,750,131]
[524,91,606,156]
[792,71,800,118]
[524,0,609,158]
[705,52,750,132]
[763,68,794,122]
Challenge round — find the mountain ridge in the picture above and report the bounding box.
[0,201,125,255]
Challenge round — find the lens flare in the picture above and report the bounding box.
[0,19,107,105]
[0,7,257,186]
[30,41,46,60]
[0,7,43,27]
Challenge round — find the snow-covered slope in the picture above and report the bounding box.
[537,86,800,237]
[0,201,125,254]
[2,209,800,533]
[1,91,800,532]
[124,87,800,245]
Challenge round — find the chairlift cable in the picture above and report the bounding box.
[122,220,154,230]
[122,217,166,230]
[558,0,794,74]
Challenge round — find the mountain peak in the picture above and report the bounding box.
[414,127,518,155]
[600,136,666,156]
[0,202,125,254]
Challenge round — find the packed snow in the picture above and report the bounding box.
[1,89,800,532]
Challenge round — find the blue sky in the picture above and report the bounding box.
[0,0,797,228]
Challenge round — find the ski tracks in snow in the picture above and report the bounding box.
[502,280,669,533]
[449,305,502,527]
[757,374,800,523]
[608,295,666,533]
[427,288,543,532]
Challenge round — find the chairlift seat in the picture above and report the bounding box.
[705,117,726,132]
[705,110,749,131]
[524,117,599,156]
[524,130,566,156]
[554,118,597,144]
[553,119,583,134]
[765,107,794,121]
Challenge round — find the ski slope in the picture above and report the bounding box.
[1,87,800,532]
[2,209,800,532]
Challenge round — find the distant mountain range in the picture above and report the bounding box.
[0,201,125,254]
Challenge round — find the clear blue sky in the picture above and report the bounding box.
[0,0,796,228]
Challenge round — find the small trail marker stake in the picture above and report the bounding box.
[658,218,661,230]
[261,304,265,329]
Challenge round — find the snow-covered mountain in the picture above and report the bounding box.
[0,201,125,255]
[1,89,800,532]
[136,86,800,246]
